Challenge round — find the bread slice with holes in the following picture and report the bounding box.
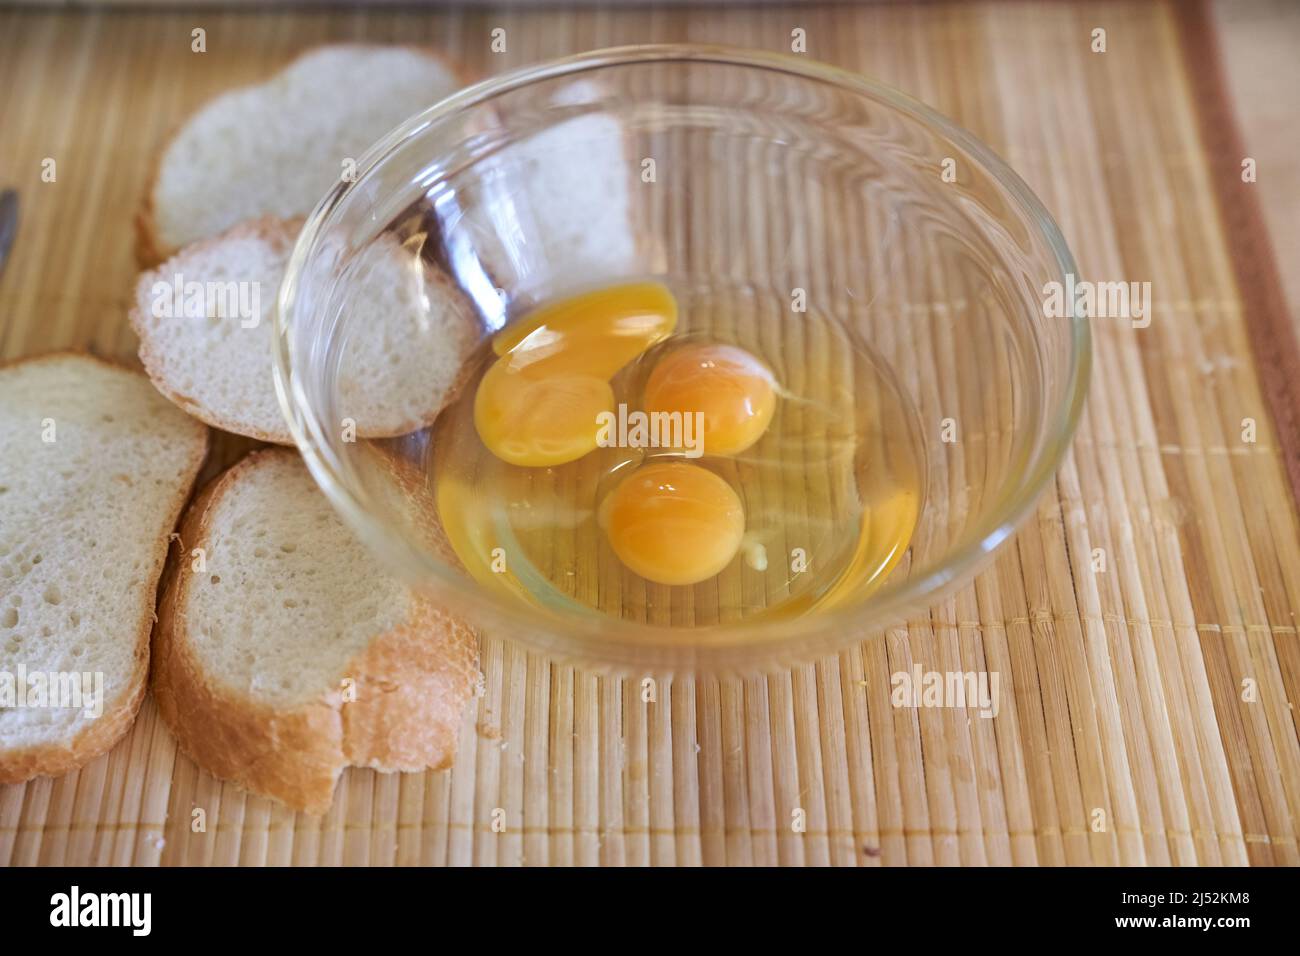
[138,44,464,263]
[130,216,479,444]
[458,82,645,300]
[0,353,208,784]
[152,448,479,814]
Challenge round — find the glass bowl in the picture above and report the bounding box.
[274,45,1089,673]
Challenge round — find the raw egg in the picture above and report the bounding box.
[600,461,745,586]
[643,343,777,456]
[474,361,615,467]
[475,282,678,466]
[810,485,919,612]
[491,281,678,378]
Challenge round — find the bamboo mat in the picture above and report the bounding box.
[1,1,1299,866]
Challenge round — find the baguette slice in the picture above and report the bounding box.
[449,82,645,307]
[130,216,479,444]
[0,353,208,784]
[475,113,640,285]
[152,448,479,814]
[140,44,463,262]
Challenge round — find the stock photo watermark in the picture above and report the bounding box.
[49,886,151,936]
[0,666,104,718]
[891,664,1000,719]
[148,273,262,329]
[1042,272,1152,328]
[595,405,707,457]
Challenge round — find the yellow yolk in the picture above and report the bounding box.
[491,281,678,378]
[811,486,918,611]
[475,282,678,466]
[643,343,777,456]
[474,361,615,467]
[600,461,745,586]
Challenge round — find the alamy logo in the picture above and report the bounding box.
[49,886,151,936]
[0,666,103,718]
[596,404,706,458]
[1042,272,1151,328]
[150,273,262,328]
[891,665,1000,718]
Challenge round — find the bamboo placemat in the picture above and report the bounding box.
[1,0,1298,866]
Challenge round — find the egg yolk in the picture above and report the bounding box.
[475,282,677,466]
[810,486,919,612]
[642,343,777,456]
[474,360,615,467]
[491,281,678,378]
[600,461,745,586]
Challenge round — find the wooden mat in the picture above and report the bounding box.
[2,0,1298,866]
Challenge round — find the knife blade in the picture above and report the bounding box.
[0,190,17,283]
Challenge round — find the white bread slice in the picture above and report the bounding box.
[152,448,479,814]
[139,44,464,262]
[130,216,479,444]
[485,112,639,282]
[0,353,208,784]
[453,85,643,304]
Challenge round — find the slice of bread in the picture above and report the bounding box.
[139,44,464,262]
[451,84,645,305]
[152,448,479,814]
[130,216,480,444]
[0,353,208,784]
[483,112,640,284]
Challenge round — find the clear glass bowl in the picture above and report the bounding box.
[274,45,1089,673]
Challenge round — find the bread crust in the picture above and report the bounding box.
[151,448,479,814]
[0,352,209,784]
[134,179,168,269]
[136,43,474,266]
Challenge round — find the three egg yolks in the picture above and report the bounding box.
[473,283,779,586]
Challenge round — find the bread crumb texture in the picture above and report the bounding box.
[0,354,207,783]
[152,449,478,813]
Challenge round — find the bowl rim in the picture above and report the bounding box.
[274,43,1091,668]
